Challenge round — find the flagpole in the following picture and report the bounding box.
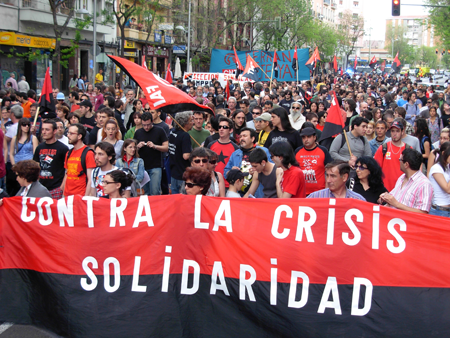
[168,113,201,147]
[270,52,274,92]
[296,59,298,84]
[32,107,40,127]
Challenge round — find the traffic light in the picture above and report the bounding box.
[392,0,400,16]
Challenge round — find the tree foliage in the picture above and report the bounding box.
[336,10,365,68]
[425,0,450,49]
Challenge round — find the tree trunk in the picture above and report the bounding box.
[52,37,61,89]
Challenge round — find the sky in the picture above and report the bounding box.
[363,0,429,41]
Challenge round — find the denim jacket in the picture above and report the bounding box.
[116,157,145,184]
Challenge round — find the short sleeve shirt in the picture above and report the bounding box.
[64,146,96,196]
[280,165,306,198]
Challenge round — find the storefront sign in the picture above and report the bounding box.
[143,45,169,58]
[124,40,135,49]
[173,45,186,54]
[0,32,55,49]
[154,31,162,43]
[164,35,172,44]
[124,51,137,57]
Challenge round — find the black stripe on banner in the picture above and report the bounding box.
[1,269,450,338]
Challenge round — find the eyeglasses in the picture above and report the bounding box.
[193,158,209,164]
[209,160,217,165]
[355,165,368,171]
[21,123,30,127]
[253,112,262,116]
[292,106,301,110]
[101,180,117,185]
[218,125,230,129]
[427,101,432,104]
[185,182,201,188]
[144,109,150,111]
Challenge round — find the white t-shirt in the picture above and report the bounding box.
[57,135,74,149]
[429,163,450,206]
[91,166,118,197]
[226,190,241,198]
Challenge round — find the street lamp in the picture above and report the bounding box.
[77,2,97,82]
[175,0,191,72]
[392,38,398,60]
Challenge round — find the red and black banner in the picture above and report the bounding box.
[108,55,213,116]
[1,195,450,337]
[392,52,402,73]
[369,56,378,69]
[38,67,56,119]
[319,91,345,149]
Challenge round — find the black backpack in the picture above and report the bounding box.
[340,132,366,149]
[66,147,94,184]
[381,142,410,158]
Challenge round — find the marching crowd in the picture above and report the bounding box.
[1,71,450,217]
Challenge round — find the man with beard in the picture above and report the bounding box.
[288,101,305,130]
[295,127,332,195]
[63,123,96,196]
[224,127,272,197]
[33,119,68,199]
[374,121,412,191]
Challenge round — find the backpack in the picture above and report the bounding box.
[66,146,94,184]
[420,136,434,153]
[381,142,410,158]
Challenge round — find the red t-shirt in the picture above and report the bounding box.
[208,140,238,187]
[280,165,306,198]
[374,141,408,192]
[64,145,96,196]
[295,145,332,195]
[71,104,80,112]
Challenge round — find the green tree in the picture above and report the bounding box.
[336,10,365,69]
[384,22,416,65]
[425,0,450,49]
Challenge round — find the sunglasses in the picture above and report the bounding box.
[209,160,217,165]
[193,158,209,164]
[21,123,30,127]
[185,182,201,188]
[292,107,301,110]
[355,165,368,171]
[144,109,150,111]
[218,125,230,129]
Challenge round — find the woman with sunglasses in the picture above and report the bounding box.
[347,156,387,204]
[101,170,133,199]
[10,118,38,166]
[316,111,327,131]
[182,166,211,196]
[188,147,225,197]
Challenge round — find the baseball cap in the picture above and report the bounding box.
[56,93,65,100]
[300,127,316,136]
[390,121,403,130]
[79,100,93,109]
[226,169,249,184]
[255,113,271,122]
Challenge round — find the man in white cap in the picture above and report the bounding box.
[254,111,272,147]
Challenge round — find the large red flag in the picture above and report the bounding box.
[38,67,56,119]
[392,52,402,73]
[108,55,213,115]
[318,91,345,149]
[305,47,320,71]
[369,56,378,69]
[165,63,173,84]
[142,55,148,70]
[354,56,358,70]
[333,55,338,72]
[242,55,261,81]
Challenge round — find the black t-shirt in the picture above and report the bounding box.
[203,133,236,148]
[134,126,168,169]
[33,140,69,191]
[347,178,387,204]
[264,129,302,151]
[154,121,170,137]
[168,129,192,180]
[442,113,450,128]
[88,125,100,145]
[279,98,294,112]
[81,115,96,131]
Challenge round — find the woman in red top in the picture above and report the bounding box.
[269,141,306,198]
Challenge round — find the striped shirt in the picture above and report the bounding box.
[390,171,433,212]
[306,188,366,201]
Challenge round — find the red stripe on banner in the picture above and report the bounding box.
[1,196,450,288]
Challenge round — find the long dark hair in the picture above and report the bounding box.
[438,142,450,170]
[15,117,32,150]
[270,107,295,132]
[356,156,384,187]
[269,141,299,168]
[414,118,430,139]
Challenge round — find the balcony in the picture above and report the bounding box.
[331,2,336,8]
[124,28,161,43]
[324,0,330,6]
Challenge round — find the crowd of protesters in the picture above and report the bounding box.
[1,70,450,217]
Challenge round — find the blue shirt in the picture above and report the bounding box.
[306,188,366,201]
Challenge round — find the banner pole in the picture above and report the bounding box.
[32,107,40,127]
[168,113,201,147]
[296,59,298,84]
[343,128,353,157]
[136,87,140,99]
[270,51,274,92]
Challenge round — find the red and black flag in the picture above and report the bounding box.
[318,91,345,149]
[292,45,298,71]
[369,56,378,69]
[165,63,173,84]
[38,67,56,119]
[380,60,386,72]
[233,46,244,78]
[242,54,261,82]
[2,195,450,337]
[273,50,279,78]
[224,80,230,101]
[392,52,402,73]
[333,55,338,73]
[354,55,358,70]
[305,47,320,71]
[108,55,213,115]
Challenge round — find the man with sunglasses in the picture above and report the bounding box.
[207,117,238,186]
[288,102,305,130]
